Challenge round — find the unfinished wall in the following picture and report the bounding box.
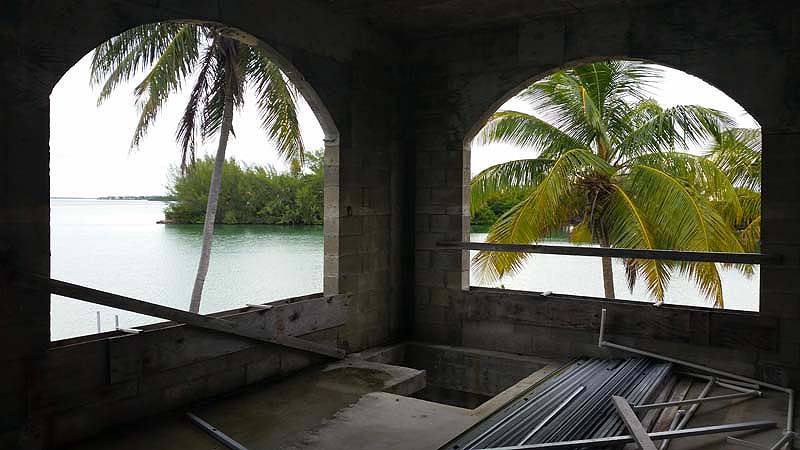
[412,0,800,389]
[0,0,407,447]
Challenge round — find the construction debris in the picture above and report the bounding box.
[446,357,672,449]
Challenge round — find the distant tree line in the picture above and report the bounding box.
[470,190,528,229]
[98,195,176,201]
[165,151,323,225]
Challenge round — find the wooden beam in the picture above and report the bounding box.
[612,396,658,450]
[437,242,768,265]
[25,275,345,359]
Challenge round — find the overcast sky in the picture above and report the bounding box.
[50,54,759,198]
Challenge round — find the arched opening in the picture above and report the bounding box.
[49,21,341,340]
[466,60,761,311]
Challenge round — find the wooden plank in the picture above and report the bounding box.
[438,241,766,264]
[612,395,658,450]
[652,378,692,432]
[28,275,346,359]
[639,376,677,433]
[107,295,346,383]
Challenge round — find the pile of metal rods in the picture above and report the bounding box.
[452,358,672,450]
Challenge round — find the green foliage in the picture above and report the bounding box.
[166,151,324,225]
[90,22,305,171]
[471,190,529,227]
[473,60,761,307]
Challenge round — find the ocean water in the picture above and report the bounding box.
[50,199,759,340]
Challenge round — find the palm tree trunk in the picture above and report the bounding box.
[188,80,234,313]
[599,237,615,299]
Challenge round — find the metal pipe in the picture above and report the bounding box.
[679,371,760,390]
[658,378,715,450]
[634,390,760,411]
[717,381,764,394]
[598,309,606,347]
[246,303,273,310]
[767,432,794,450]
[475,420,776,450]
[667,410,684,432]
[186,413,248,450]
[518,386,585,445]
[96,311,101,333]
[597,308,795,433]
[600,339,788,393]
[436,241,766,264]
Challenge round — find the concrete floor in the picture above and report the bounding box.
[63,356,792,450]
[63,358,482,450]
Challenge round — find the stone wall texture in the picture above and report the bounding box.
[411,0,800,407]
[1,0,799,447]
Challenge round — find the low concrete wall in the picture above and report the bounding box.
[33,293,345,448]
[364,342,552,397]
[417,288,787,386]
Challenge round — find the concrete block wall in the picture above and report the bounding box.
[0,1,408,447]
[411,0,800,392]
[36,295,336,448]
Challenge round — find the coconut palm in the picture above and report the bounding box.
[706,128,762,254]
[472,61,748,307]
[90,23,305,312]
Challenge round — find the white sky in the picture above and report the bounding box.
[50,52,326,198]
[50,56,759,197]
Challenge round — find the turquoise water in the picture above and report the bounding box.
[51,199,759,340]
[51,199,323,340]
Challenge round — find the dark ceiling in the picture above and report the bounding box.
[325,0,647,38]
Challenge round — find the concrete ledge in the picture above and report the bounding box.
[323,358,427,397]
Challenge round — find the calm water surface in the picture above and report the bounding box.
[51,199,323,340]
[51,199,759,340]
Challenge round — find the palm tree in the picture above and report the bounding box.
[472,61,750,307]
[90,23,305,312]
[706,128,762,254]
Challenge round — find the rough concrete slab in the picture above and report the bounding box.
[61,359,427,450]
[280,392,478,450]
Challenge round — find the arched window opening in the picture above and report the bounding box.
[49,22,336,340]
[468,60,761,311]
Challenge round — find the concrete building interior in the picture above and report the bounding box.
[1,1,798,449]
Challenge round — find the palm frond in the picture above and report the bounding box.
[201,36,246,142]
[129,24,201,149]
[476,111,587,158]
[243,46,305,163]
[614,103,734,162]
[175,39,216,172]
[705,128,761,190]
[470,158,553,213]
[91,23,186,105]
[624,164,743,306]
[604,184,671,301]
[627,152,741,217]
[473,149,614,281]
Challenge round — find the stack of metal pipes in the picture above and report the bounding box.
[453,358,673,450]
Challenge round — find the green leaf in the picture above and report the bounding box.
[473,148,613,281]
[470,158,553,213]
